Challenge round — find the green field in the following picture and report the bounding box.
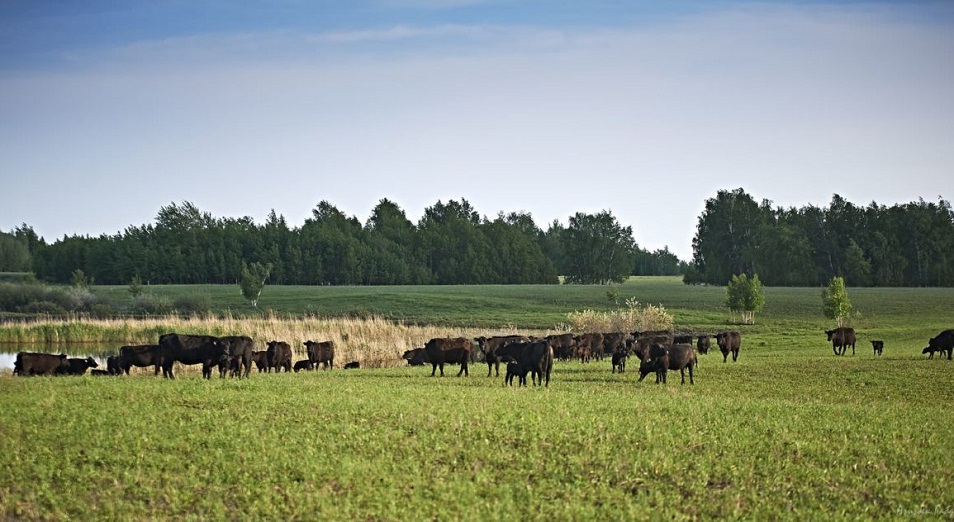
[2,278,953,519]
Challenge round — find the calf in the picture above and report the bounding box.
[611,349,628,374]
[251,350,269,372]
[870,340,884,356]
[504,361,526,386]
[57,357,99,376]
[106,355,123,375]
[90,369,112,376]
[293,360,314,372]
[343,361,360,369]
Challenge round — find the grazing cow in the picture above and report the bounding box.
[251,351,269,372]
[266,341,293,373]
[715,331,742,363]
[495,340,553,387]
[825,327,856,356]
[638,344,696,385]
[546,333,576,362]
[303,340,335,370]
[293,360,314,372]
[423,337,473,377]
[611,348,628,374]
[344,361,360,369]
[220,335,255,378]
[14,352,69,376]
[696,335,711,355]
[158,333,229,379]
[870,340,884,356]
[504,361,527,386]
[118,344,162,376]
[402,348,429,366]
[923,330,954,360]
[476,335,528,377]
[57,356,99,376]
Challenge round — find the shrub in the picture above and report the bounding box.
[128,294,174,316]
[173,294,212,315]
[18,301,67,315]
[567,297,674,333]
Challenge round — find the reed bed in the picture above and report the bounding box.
[0,313,546,368]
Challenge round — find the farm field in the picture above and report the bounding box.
[1,278,953,519]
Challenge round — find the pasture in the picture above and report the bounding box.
[1,279,953,519]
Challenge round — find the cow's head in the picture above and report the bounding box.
[85,357,98,368]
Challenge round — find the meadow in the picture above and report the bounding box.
[1,278,952,519]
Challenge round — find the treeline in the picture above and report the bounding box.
[687,189,954,287]
[0,199,684,286]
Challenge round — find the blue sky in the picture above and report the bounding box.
[2,1,952,260]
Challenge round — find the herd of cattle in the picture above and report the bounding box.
[11,328,954,385]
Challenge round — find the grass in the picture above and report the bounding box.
[2,278,953,519]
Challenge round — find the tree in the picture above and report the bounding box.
[822,276,852,327]
[0,230,32,272]
[562,210,636,285]
[128,274,144,297]
[71,269,92,288]
[240,262,272,308]
[724,273,765,324]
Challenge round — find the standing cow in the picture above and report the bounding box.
[56,357,99,376]
[476,335,528,377]
[714,331,741,363]
[825,327,856,356]
[13,352,69,376]
[219,335,256,378]
[423,337,472,377]
[158,333,228,379]
[119,344,162,376]
[923,330,954,360]
[495,340,553,387]
[303,340,335,370]
[266,341,293,373]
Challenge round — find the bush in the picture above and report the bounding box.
[173,294,212,315]
[128,294,174,316]
[18,301,67,315]
[567,297,674,333]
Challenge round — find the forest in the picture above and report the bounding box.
[1,189,952,287]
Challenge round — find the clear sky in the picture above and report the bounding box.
[1,1,952,261]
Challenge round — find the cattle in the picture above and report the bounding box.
[57,357,99,376]
[504,361,527,386]
[633,334,672,361]
[118,344,162,376]
[476,335,528,377]
[611,348,628,374]
[870,340,884,356]
[577,333,604,364]
[343,361,360,369]
[402,348,429,366]
[638,344,696,385]
[251,351,269,372]
[266,341,293,373]
[303,340,335,370]
[423,337,473,377]
[293,360,314,372]
[106,355,123,375]
[91,369,112,376]
[715,331,742,362]
[14,352,68,376]
[158,333,229,379]
[825,327,856,356]
[601,333,632,361]
[923,330,954,360]
[546,333,576,362]
[673,335,693,345]
[696,335,711,355]
[495,340,553,387]
[220,335,255,378]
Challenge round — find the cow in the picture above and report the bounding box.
[158,333,229,379]
[601,333,632,361]
[57,356,99,376]
[673,335,693,345]
[870,340,884,356]
[266,341,293,373]
[633,334,672,361]
[106,355,123,375]
[715,331,742,362]
[219,335,255,378]
[638,344,696,385]
[251,350,269,372]
[344,361,360,369]
[504,361,527,386]
[696,335,711,355]
[303,340,335,370]
[90,369,112,376]
[423,337,473,377]
[577,333,604,364]
[611,348,628,374]
[923,330,954,360]
[495,340,553,387]
[13,352,68,376]
[293,360,314,372]
[118,344,162,376]
[475,335,528,377]
[546,333,576,362]
[402,348,429,366]
[825,327,856,356]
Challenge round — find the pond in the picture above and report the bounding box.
[0,343,122,372]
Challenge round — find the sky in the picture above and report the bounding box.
[1,1,952,261]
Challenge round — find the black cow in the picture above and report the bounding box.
[293,360,314,372]
[504,361,527,386]
[251,350,269,372]
[343,361,360,369]
[715,331,742,362]
[119,344,162,376]
[495,340,553,387]
[601,333,631,361]
[826,327,856,356]
[923,330,954,360]
[303,340,335,370]
[158,333,228,379]
[577,333,603,364]
[219,335,255,378]
[266,341,293,373]
[611,348,628,373]
[638,344,696,385]
[476,335,528,377]
[546,333,577,362]
[402,348,429,366]
[57,357,99,376]
[696,335,711,355]
[13,352,68,376]
[106,355,123,375]
[423,337,472,377]
[870,340,884,356]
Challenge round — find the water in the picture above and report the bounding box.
[0,343,120,371]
